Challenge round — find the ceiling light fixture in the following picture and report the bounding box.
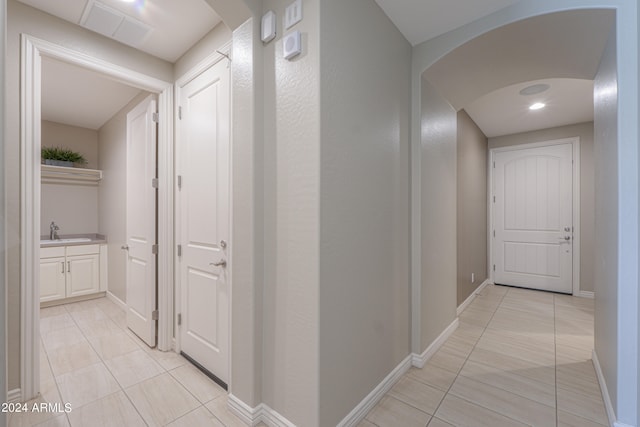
[520,84,550,96]
[529,102,546,110]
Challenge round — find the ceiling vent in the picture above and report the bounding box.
[80,1,152,48]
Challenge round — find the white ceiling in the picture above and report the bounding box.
[374,0,521,46]
[423,9,613,137]
[27,1,613,139]
[42,56,144,130]
[16,0,222,62]
[465,78,594,138]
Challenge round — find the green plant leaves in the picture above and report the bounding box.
[41,146,87,164]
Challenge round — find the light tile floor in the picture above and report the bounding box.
[9,297,252,427]
[11,285,607,427]
[360,284,608,427]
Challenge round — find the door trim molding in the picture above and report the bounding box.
[20,34,173,400]
[488,137,581,296]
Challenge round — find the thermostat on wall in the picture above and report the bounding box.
[261,10,276,43]
[283,30,301,60]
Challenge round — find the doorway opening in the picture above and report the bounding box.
[20,34,174,400]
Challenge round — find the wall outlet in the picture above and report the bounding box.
[471,273,475,283]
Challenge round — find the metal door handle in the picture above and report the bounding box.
[558,236,571,243]
[210,259,227,268]
[61,262,65,274]
[121,245,129,250]
[67,261,71,273]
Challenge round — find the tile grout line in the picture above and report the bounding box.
[39,332,71,427]
[365,287,507,426]
[427,285,510,423]
[87,301,154,427]
[44,300,152,426]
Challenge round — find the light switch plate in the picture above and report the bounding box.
[261,10,276,43]
[284,0,302,30]
[283,30,301,60]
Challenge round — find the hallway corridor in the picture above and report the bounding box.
[360,284,607,427]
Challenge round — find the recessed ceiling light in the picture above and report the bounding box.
[121,0,136,3]
[520,84,550,96]
[529,102,546,110]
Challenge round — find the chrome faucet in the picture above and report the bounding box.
[49,221,60,240]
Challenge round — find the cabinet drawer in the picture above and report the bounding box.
[66,244,100,256]
[40,246,65,258]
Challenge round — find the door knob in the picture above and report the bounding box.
[220,240,227,249]
[210,259,227,268]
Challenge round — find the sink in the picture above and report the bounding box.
[41,238,92,245]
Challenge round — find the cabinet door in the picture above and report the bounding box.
[40,257,66,302]
[66,254,100,297]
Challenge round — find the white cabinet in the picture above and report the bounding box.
[40,244,105,303]
[40,256,66,302]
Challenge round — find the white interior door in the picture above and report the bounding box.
[125,95,158,347]
[493,143,573,293]
[177,58,230,384]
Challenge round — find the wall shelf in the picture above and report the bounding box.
[41,165,102,186]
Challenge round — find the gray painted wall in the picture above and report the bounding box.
[489,122,595,293]
[420,77,458,351]
[229,16,264,409]
[318,1,411,425]
[174,23,232,80]
[97,93,152,303]
[594,24,619,417]
[456,110,487,306]
[1,0,6,422]
[41,122,100,237]
[261,0,321,424]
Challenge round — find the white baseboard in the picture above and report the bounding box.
[227,394,258,425]
[337,355,412,427]
[106,291,127,311]
[229,318,460,427]
[228,394,296,427]
[412,318,459,368]
[7,389,21,403]
[592,350,617,427]
[579,291,595,299]
[457,279,491,316]
[260,404,297,427]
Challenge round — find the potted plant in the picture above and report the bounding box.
[41,146,87,167]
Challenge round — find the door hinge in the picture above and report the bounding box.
[152,244,158,255]
[152,112,159,123]
[493,196,496,203]
[177,175,182,189]
[177,313,182,326]
[152,178,159,188]
[177,244,182,257]
[152,310,159,320]
[178,106,182,120]
[493,264,496,271]
[493,230,495,238]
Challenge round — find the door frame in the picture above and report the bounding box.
[173,42,233,363]
[19,34,174,400]
[488,137,581,296]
